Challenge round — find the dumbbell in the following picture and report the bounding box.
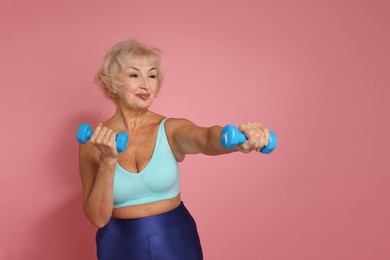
[77,123,129,153]
[220,125,277,154]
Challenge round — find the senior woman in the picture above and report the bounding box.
[79,39,270,260]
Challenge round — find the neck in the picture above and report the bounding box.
[114,105,152,131]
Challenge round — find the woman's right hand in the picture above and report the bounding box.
[89,123,119,160]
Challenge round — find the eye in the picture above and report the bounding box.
[148,74,157,79]
[129,73,139,78]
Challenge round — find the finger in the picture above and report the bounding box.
[251,124,266,150]
[108,130,117,145]
[100,130,119,156]
[257,126,270,148]
[242,139,256,151]
[245,128,259,146]
[238,122,250,132]
[240,122,258,137]
[98,127,109,144]
[263,128,270,147]
[106,131,119,153]
[252,123,265,146]
[102,128,114,144]
[240,141,253,153]
[108,131,119,155]
[89,123,102,143]
[92,125,108,144]
[259,128,266,148]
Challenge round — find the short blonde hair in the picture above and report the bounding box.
[95,38,164,103]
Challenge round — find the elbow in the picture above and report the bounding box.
[93,219,110,228]
[83,205,112,228]
[88,214,111,228]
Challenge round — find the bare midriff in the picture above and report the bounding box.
[111,194,182,219]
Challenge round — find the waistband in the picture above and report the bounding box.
[100,202,193,237]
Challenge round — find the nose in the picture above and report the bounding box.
[139,77,149,90]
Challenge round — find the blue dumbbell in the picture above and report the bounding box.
[220,125,277,154]
[77,123,129,153]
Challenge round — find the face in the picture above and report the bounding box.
[117,58,160,110]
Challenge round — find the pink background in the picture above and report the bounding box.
[1,0,389,259]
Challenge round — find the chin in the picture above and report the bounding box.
[137,100,154,109]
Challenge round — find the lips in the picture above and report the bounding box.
[136,93,150,100]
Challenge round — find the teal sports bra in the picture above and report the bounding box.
[113,118,180,208]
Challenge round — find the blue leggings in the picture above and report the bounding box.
[96,202,203,260]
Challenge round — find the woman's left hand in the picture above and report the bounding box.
[236,122,270,153]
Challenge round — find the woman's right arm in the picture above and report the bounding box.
[78,124,118,228]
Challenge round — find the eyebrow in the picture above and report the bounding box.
[128,66,157,72]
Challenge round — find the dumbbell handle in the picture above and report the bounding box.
[77,123,129,153]
[220,125,277,154]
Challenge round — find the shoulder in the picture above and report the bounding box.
[165,118,195,130]
[164,118,196,162]
[164,117,200,138]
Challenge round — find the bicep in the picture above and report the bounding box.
[168,118,208,156]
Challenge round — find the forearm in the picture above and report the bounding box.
[84,157,116,227]
[170,119,240,156]
[203,125,237,155]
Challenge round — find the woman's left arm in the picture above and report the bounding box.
[166,118,270,160]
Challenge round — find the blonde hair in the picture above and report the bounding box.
[95,38,164,103]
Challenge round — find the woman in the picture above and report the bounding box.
[79,39,270,260]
